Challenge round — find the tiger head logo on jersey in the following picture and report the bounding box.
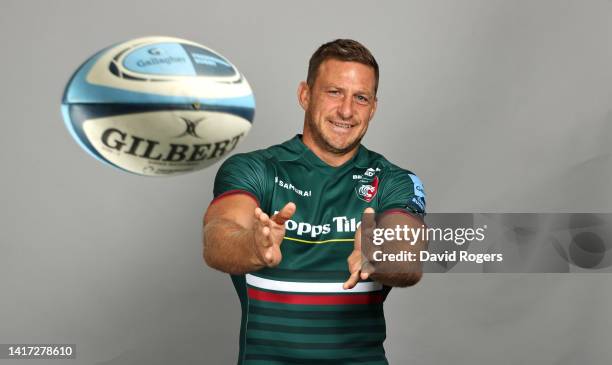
[355,168,380,202]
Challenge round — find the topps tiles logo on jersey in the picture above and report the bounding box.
[355,167,380,202]
[272,213,361,238]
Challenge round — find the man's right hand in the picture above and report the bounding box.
[252,202,296,267]
[203,193,296,274]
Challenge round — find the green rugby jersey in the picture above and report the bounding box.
[212,135,426,365]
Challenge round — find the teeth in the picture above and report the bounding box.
[332,122,352,129]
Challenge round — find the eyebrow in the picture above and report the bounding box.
[324,84,375,97]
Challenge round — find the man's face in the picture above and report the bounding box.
[299,59,377,155]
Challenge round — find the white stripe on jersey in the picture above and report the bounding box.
[246,274,383,293]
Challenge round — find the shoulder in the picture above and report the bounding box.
[219,149,269,169]
[213,137,301,206]
[361,146,421,181]
[361,146,427,214]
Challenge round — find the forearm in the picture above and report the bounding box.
[371,272,422,287]
[369,240,424,287]
[368,214,427,287]
[203,218,263,275]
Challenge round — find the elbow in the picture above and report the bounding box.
[202,239,220,271]
[396,271,423,288]
[202,228,218,269]
[202,231,243,275]
[203,241,226,272]
[405,271,423,287]
[371,271,423,288]
[202,244,213,268]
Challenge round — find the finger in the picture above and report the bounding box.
[271,202,296,225]
[265,246,282,267]
[344,251,363,289]
[361,207,376,228]
[259,211,270,225]
[363,223,374,244]
[254,207,262,219]
[357,207,377,255]
[343,269,361,290]
[362,260,376,274]
[353,227,362,251]
[356,207,375,249]
[360,261,376,280]
[264,246,277,264]
[264,249,272,263]
[258,225,273,248]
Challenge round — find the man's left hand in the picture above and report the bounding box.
[343,207,376,289]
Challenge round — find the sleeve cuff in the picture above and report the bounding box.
[210,189,260,207]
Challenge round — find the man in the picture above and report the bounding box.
[203,39,427,364]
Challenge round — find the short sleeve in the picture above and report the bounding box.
[213,153,267,205]
[378,168,426,217]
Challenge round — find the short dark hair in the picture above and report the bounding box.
[307,39,379,94]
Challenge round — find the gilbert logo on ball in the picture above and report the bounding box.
[61,36,255,176]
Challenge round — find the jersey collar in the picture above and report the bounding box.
[281,134,370,172]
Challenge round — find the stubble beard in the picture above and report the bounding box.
[305,112,365,155]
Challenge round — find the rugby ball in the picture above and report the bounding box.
[61,36,255,176]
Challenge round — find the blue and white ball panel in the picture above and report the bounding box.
[121,42,237,77]
[63,36,255,106]
[122,43,199,77]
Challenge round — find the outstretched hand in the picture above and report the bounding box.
[344,207,376,289]
[253,202,296,267]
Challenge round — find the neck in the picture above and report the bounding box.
[301,131,359,167]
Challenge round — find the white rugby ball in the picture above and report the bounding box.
[61,36,254,176]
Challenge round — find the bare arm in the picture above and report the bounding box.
[203,194,295,275]
[368,211,426,287]
[344,208,427,289]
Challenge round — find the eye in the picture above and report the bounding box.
[327,89,341,96]
[355,95,370,105]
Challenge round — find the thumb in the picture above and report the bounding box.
[360,260,376,280]
[271,202,296,225]
[356,207,376,251]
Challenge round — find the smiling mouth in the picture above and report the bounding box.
[329,120,354,129]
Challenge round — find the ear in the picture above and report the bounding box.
[297,81,310,111]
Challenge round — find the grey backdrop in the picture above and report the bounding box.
[1,0,612,364]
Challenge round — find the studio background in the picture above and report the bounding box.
[1,0,611,364]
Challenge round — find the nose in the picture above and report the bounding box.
[338,95,354,120]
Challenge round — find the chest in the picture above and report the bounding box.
[264,162,383,235]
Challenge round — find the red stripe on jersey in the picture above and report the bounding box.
[247,288,383,305]
[210,189,260,206]
[381,208,425,224]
